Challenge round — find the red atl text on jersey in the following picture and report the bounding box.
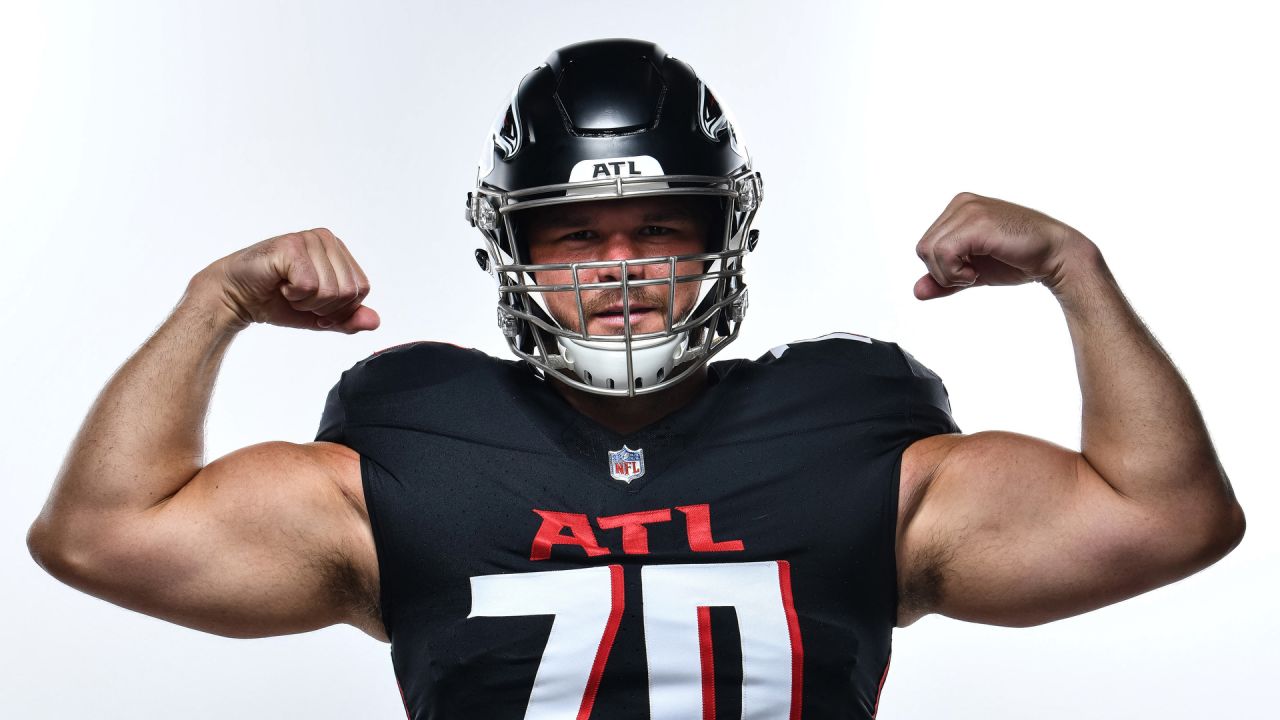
[529,503,746,561]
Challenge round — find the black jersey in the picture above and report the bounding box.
[315,333,958,720]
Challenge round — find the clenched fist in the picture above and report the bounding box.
[192,228,380,334]
[914,192,1097,300]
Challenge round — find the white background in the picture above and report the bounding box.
[2,1,1276,717]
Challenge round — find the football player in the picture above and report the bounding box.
[27,39,1244,719]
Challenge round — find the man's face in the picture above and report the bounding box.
[519,195,713,337]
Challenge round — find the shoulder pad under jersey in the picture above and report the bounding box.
[315,341,511,444]
[761,331,944,381]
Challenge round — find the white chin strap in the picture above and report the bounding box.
[556,333,690,391]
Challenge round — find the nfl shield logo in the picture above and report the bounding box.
[608,445,646,484]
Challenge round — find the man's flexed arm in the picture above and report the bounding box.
[27,229,384,639]
[896,193,1245,627]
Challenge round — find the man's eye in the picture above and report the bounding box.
[641,226,674,236]
[562,230,595,241]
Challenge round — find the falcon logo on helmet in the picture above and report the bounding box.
[465,38,763,397]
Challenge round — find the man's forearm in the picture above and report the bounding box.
[1052,242,1240,530]
[30,272,244,549]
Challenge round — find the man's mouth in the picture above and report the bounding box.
[595,304,657,318]
[576,289,672,334]
[590,304,663,330]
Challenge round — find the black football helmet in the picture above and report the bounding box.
[465,38,762,397]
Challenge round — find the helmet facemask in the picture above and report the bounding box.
[470,172,761,397]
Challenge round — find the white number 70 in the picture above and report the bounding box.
[469,560,803,720]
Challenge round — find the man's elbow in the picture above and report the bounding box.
[1177,475,1245,568]
[1121,469,1246,580]
[1206,496,1246,559]
[27,515,79,580]
[27,511,109,586]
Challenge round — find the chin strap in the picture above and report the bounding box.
[557,333,690,391]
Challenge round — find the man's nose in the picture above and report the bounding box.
[592,233,647,283]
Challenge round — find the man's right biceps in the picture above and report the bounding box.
[83,505,346,638]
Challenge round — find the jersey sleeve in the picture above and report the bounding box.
[315,373,348,445]
[312,341,507,447]
[893,344,961,439]
[756,332,961,442]
[313,342,432,445]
